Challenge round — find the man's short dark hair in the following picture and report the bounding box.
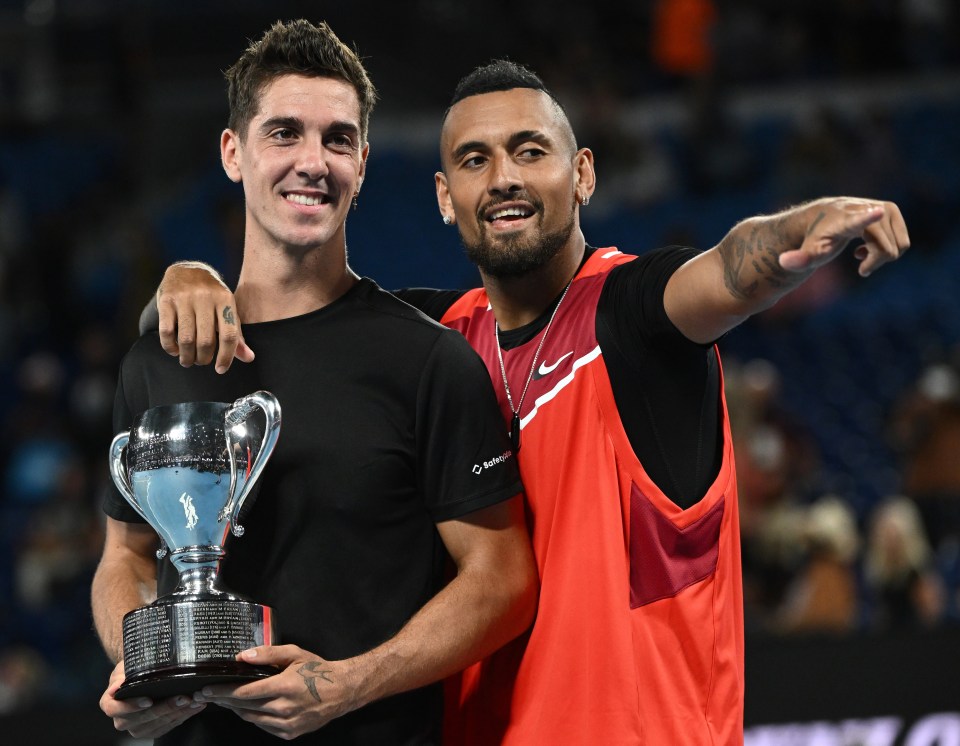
[225,19,378,143]
[443,59,569,125]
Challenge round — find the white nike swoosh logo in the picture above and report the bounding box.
[536,351,573,378]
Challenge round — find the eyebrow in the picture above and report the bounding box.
[258,116,304,135]
[451,130,554,162]
[257,117,361,138]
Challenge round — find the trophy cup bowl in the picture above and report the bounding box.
[108,391,281,700]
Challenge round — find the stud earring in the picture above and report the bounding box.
[442,215,452,225]
[581,196,590,207]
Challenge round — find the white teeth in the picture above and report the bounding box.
[286,194,322,206]
[489,207,530,220]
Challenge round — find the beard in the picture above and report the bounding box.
[461,209,576,279]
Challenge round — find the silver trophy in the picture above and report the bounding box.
[108,391,282,700]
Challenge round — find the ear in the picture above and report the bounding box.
[435,171,455,225]
[358,142,370,190]
[221,129,242,183]
[574,147,596,205]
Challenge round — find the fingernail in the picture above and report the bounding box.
[201,687,213,697]
[243,649,258,659]
[175,696,189,707]
[136,698,152,709]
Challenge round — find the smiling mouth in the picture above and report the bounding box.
[486,206,534,223]
[284,193,330,207]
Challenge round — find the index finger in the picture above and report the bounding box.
[156,294,181,357]
[885,201,911,253]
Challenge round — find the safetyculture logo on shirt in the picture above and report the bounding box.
[472,449,514,475]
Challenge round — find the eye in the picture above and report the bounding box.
[518,147,546,159]
[327,133,357,151]
[462,155,487,169]
[269,128,298,143]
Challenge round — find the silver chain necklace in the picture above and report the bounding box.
[495,279,574,452]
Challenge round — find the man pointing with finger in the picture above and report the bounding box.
[148,59,910,744]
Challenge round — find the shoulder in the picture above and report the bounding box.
[352,279,483,361]
[392,288,469,321]
[355,279,451,331]
[605,245,700,281]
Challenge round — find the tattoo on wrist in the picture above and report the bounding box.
[719,217,797,299]
[298,661,334,702]
[223,306,236,325]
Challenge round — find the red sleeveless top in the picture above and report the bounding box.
[442,248,744,745]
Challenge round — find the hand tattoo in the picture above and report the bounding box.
[298,661,334,702]
[223,306,236,325]
[805,210,826,238]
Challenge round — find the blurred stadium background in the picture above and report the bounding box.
[1,1,959,743]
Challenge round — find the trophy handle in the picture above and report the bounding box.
[109,432,168,559]
[222,391,282,537]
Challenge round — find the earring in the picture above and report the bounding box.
[581,196,590,207]
[352,195,359,211]
[442,215,452,225]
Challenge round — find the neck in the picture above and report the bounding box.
[482,234,586,331]
[235,239,358,323]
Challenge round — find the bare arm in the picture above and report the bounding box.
[92,517,208,737]
[194,494,538,740]
[664,197,910,344]
[91,517,160,662]
[343,493,538,702]
[140,261,254,373]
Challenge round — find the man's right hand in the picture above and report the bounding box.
[156,262,254,374]
[100,660,207,739]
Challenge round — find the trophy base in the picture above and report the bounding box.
[117,598,278,701]
[115,661,277,700]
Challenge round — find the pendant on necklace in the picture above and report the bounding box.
[510,412,521,452]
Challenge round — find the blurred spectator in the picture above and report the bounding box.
[775,105,852,205]
[650,0,717,88]
[728,358,822,528]
[773,495,861,635]
[887,362,960,550]
[681,77,760,195]
[726,358,823,628]
[574,85,680,213]
[2,352,75,509]
[863,495,946,630]
[0,646,48,715]
[67,324,122,458]
[900,0,954,70]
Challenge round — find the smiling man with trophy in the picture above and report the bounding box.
[91,19,537,745]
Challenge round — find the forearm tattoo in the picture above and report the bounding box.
[718,216,802,300]
[223,306,235,325]
[298,661,334,702]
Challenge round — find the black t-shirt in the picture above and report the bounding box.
[397,245,721,510]
[107,278,523,745]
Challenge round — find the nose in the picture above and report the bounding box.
[295,137,329,181]
[487,152,523,195]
